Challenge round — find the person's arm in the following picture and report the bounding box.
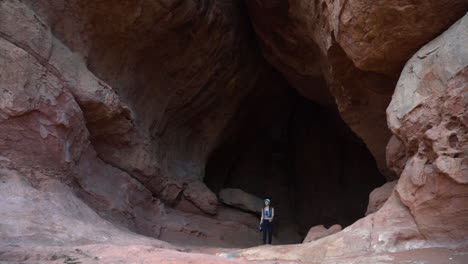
[260,208,263,224]
[270,208,274,222]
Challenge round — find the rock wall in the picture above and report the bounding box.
[387,14,468,247]
[1,0,467,256]
[15,0,277,214]
[245,0,468,179]
[236,14,468,262]
[0,0,271,247]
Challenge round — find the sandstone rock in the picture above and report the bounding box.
[0,168,171,248]
[365,181,397,215]
[0,245,292,264]
[219,188,264,214]
[236,14,468,262]
[246,0,468,177]
[0,0,166,241]
[159,209,261,248]
[387,14,468,247]
[182,181,218,215]
[303,224,342,243]
[0,0,278,248]
[2,244,467,264]
[1,0,467,259]
[214,206,259,230]
[23,0,270,191]
[386,135,408,177]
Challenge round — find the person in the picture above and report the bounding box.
[260,198,274,244]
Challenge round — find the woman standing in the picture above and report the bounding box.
[260,198,274,244]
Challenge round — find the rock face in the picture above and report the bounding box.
[365,181,397,215]
[303,224,342,243]
[235,14,468,262]
[219,188,264,214]
[15,0,271,212]
[386,135,408,176]
[1,0,467,261]
[387,14,468,247]
[0,0,267,248]
[0,169,171,248]
[245,0,468,179]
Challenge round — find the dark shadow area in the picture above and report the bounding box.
[204,77,386,243]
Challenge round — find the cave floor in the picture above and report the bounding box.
[1,244,466,264]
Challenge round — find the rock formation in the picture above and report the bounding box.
[0,0,467,263]
[219,188,264,214]
[387,14,468,247]
[235,14,468,262]
[0,0,268,247]
[303,224,342,243]
[365,180,397,215]
[245,0,468,179]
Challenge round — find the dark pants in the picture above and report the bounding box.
[262,220,273,244]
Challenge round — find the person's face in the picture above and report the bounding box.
[265,200,269,206]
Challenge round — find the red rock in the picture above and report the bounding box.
[1,0,467,260]
[387,14,468,247]
[245,0,468,178]
[182,181,218,215]
[386,135,408,178]
[219,188,264,214]
[0,0,269,248]
[303,224,342,243]
[365,181,397,215]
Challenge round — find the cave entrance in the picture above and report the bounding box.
[204,80,386,244]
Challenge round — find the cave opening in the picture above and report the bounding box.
[204,78,386,244]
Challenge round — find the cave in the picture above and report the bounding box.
[204,75,386,243]
[2,0,467,262]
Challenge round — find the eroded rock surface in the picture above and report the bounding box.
[219,188,264,214]
[387,14,468,247]
[234,14,468,262]
[0,0,267,248]
[1,0,467,261]
[303,224,342,243]
[365,181,397,215]
[245,0,468,178]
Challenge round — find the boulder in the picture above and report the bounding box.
[219,188,264,214]
[182,181,218,215]
[387,14,468,246]
[303,224,342,243]
[365,181,397,215]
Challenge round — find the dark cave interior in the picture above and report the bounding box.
[204,81,386,241]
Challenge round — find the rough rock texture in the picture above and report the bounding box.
[0,0,269,248]
[233,14,468,262]
[365,181,397,215]
[303,224,342,243]
[0,0,165,240]
[25,0,264,192]
[0,245,300,264]
[219,188,264,214]
[387,14,468,247]
[1,0,468,261]
[0,169,172,248]
[2,245,467,264]
[245,0,468,178]
[8,0,274,216]
[386,135,408,176]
